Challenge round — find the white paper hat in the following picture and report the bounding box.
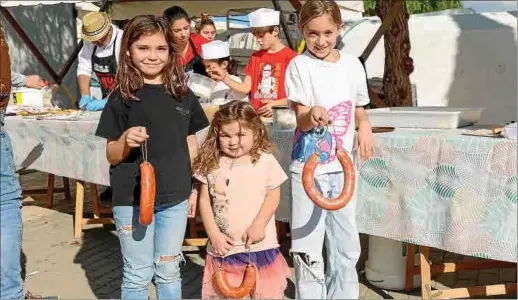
[248,8,280,28]
[202,40,230,60]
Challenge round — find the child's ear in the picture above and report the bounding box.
[273,26,280,37]
[338,22,345,34]
[221,60,229,69]
[126,50,130,57]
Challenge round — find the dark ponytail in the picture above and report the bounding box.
[217,57,237,76]
[163,6,190,26]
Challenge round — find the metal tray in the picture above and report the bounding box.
[366,107,484,129]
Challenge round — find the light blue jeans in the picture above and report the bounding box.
[0,116,24,299]
[113,200,188,299]
[291,171,361,299]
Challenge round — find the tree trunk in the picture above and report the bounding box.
[376,0,414,107]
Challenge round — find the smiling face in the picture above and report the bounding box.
[218,120,255,159]
[129,32,169,83]
[170,17,191,47]
[302,15,341,60]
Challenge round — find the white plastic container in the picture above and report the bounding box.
[13,88,45,107]
[365,235,421,290]
[366,107,483,129]
[187,73,216,100]
[272,106,296,130]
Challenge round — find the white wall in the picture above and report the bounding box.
[1,3,79,108]
[340,12,517,125]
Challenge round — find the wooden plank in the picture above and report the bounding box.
[412,260,517,275]
[432,283,517,299]
[74,181,85,240]
[183,238,208,247]
[405,243,416,292]
[419,246,432,299]
[83,218,115,225]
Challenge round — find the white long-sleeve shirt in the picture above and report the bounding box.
[77,24,123,77]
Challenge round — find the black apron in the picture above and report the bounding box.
[184,38,208,77]
[92,32,118,98]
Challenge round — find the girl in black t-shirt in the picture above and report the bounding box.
[95,15,209,299]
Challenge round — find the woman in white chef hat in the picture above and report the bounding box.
[201,40,249,105]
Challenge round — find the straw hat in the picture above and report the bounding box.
[81,12,111,42]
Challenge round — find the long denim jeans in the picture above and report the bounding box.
[0,112,24,299]
[291,171,361,299]
[113,200,188,299]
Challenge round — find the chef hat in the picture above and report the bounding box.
[202,40,230,60]
[248,8,280,28]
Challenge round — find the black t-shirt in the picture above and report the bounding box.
[95,84,209,207]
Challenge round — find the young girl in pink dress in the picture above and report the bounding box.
[193,100,290,299]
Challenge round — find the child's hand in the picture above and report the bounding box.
[257,100,274,117]
[125,126,148,148]
[211,231,235,256]
[242,223,266,249]
[309,106,330,127]
[356,121,374,161]
[208,68,227,82]
[187,190,197,218]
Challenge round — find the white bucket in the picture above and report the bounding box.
[365,235,422,290]
[13,88,44,107]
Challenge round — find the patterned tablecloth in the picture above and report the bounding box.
[4,115,517,262]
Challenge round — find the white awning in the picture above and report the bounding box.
[0,1,98,7]
[108,0,363,20]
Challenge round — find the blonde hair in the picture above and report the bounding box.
[192,101,274,176]
[298,0,342,29]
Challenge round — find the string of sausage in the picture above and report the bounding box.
[139,138,156,226]
[302,126,356,211]
[214,244,257,298]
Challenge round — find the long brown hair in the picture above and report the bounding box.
[193,101,274,176]
[298,0,342,29]
[114,15,187,100]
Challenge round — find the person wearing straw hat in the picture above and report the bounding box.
[77,12,123,111]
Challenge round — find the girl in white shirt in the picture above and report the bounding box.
[285,0,375,299]
[201,41,248,105]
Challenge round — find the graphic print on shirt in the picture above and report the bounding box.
[292,101,352,164]
[208,173,232,238]
[254,63,279,100]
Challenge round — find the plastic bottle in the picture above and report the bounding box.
[42,80,52,106]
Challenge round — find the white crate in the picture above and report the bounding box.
[367,107,484,129]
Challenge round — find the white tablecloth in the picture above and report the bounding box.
[5,115,517,262]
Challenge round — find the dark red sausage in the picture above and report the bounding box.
[139,161,156,226]
[302,148,355,211]
[215,264,256,298]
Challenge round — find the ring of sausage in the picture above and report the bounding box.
[215,263,256,298]
[302,148,355,211]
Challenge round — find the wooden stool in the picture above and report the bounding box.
[404,243,517,298]
[74,181,114,240]
[22,173,71,208]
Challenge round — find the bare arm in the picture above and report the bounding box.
[292,102,315,132]
[187,135,199,165]
[355,106,370,127]
[222,74,252,95]
[252,186,281,229]
[78,75,91,96]
[198,183,221,238]
[106,135,131,166]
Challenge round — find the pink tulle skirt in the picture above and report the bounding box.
[202,248,291,299]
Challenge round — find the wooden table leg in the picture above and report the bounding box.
[47,174,55,208]
[89,183,101,218]
[74,181,85,240]
[419,246,432,299]
[405,243,416,292]
[63,177,71,203]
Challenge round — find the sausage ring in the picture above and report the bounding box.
[302,148,355,211]
[139,161,156,226]
[215,264,257,298]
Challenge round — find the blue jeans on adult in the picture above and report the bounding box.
[0,113,24,299]
[113,200,189,299]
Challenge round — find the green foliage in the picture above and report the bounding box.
[363,0,463,16]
